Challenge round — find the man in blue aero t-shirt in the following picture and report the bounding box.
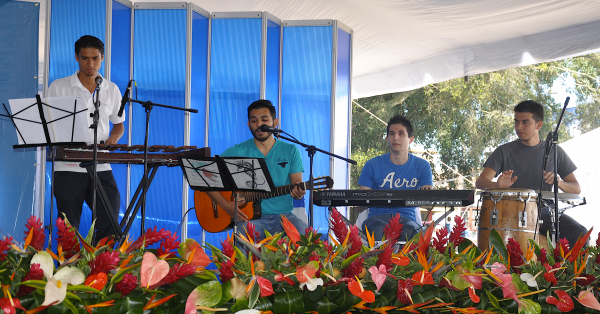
[358,115,433,241]
[206,100,307,240]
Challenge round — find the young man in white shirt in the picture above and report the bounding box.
[47,35,125,241]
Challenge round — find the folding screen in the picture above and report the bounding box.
[45,0,132,248]
[0,1,39,240]
[203,12,281,249]
[281,20,352,236]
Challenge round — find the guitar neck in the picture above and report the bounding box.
[245,181,309,202]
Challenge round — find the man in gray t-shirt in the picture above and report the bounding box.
[476,100,587,248]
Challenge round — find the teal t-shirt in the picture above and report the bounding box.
[221,139,304,215]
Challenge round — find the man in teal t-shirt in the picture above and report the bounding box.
[206,100,307,239]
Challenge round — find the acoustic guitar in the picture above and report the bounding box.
[194,176,333,233]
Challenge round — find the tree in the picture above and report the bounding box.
[351,53,600,189]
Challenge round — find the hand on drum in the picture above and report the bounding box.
[496,170,518,188]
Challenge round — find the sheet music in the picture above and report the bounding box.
[8,96,90,145]
[182,159,224,188]
[225,158,271,192]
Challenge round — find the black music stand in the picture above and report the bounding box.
[179,156,275,242]
[2,95,89,249]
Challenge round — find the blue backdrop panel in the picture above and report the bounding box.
[334,28,351,191]
[187,10,209,240]
[110,0,132,230]
[45,0,107,246]
[205,17,262,250]
[265,19,280,108]
[0,1,39,239]
[131,8,187,238]
[281,25,332,235]
[48,0,106,86]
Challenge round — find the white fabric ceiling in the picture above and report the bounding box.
[144,0,600,98]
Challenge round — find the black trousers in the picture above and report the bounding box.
[539,206,589,248]
[53,171,120,241]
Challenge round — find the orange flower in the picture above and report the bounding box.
[84,300,114,314]
[348,277,375,303]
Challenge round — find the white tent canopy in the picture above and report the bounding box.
[174,0,600,98]
[559,127,600,245]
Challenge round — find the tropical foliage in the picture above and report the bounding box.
[1,212,600,314]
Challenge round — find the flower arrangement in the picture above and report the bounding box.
[1,211,599,314]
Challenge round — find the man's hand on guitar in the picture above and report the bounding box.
[291,184,306,200]
[221,201,248,222]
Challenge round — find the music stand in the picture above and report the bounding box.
[179,156,275,242]
[2,95,89,249]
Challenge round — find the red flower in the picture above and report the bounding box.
[0,236,13,261]
[546,290,574,312]
[448,216,467,247]
[24,216,45,251]
[575,274,595,286]
[553,238,569,259]
[347,225,363,257]
[506,238,524,271]
[115,273,137,296]
[219,260,234,282]
[17,263,44,296]
[542,263,558,286]
[342,258,364,279]
[256,276,274,297]
[126,227,171,254]
[55,218,80,259]
[156,231,180,258]
[220,237,235,259]
[432,228,449,254]
[377,214,403,270]
[468,286,480,303]
[273,270,295,286]
[537,248,549,264]
[412,270,435,286]
[396,279,413,304]
[246,222,260,244]
[348,279,375,303]
[330,208,348,244]
[149,262,196,290]
[85,272,108,290]
[89,251,121,275]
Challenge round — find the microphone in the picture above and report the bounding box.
[95,76,103,86]
[118,80,132,117]
[259,124,283,133]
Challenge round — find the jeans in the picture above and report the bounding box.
[539,205,588,248]
[236,212,307,241]
[362,214,423,242]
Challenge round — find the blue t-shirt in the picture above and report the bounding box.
[221,139,304,215]
[357,153,433,221]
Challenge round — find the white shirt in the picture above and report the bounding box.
[47,71,125,172]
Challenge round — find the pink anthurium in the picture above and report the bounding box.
[140,252,170,288]
[296,261,318,283]
[369,265,396,291]
[497,274,518,303]
[184,289,199,314]
[178,239,210,267]
[576,288,600,311]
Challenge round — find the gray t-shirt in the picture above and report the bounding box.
[483,139,576,191]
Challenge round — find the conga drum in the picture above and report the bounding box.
[478,188,543,252]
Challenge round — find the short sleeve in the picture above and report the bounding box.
[482,146,504,176]
[419,159,433,187]
[109,84,124,125]
[47,82,60,97]
[288,145,304,174]
[357,160,374,188]
[557,146,577,178]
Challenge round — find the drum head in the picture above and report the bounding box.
[483,188,537,199]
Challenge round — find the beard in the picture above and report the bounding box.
[251,125,272,142]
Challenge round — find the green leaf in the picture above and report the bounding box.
[68,284,105,295]
[314,296,339,314]
[518,298,541,314]
[511,273,530,294]
[195,280,223,308]
[167,274,210,297]
[529,238,542,258]
[446,270,470,290]
[62,298,79,314]
[65,291,83,303]
[17,279,47,290]
[112,296,146,314]
[85,220,96,244]
[485,289,501,309]
[489,229,509,262]
[339,251,361,270]
[273,292,305,314]
[110,265,137,284]
[327,285,357,312]
[247,280,260,309]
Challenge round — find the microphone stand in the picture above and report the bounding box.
[540,97,569,244]
[125,98,198,235]
[273,131,356,227]
[89,80,102,244]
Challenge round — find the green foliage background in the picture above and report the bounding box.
[351,53,600,190]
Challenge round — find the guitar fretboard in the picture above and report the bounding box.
[245,181,308,202]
